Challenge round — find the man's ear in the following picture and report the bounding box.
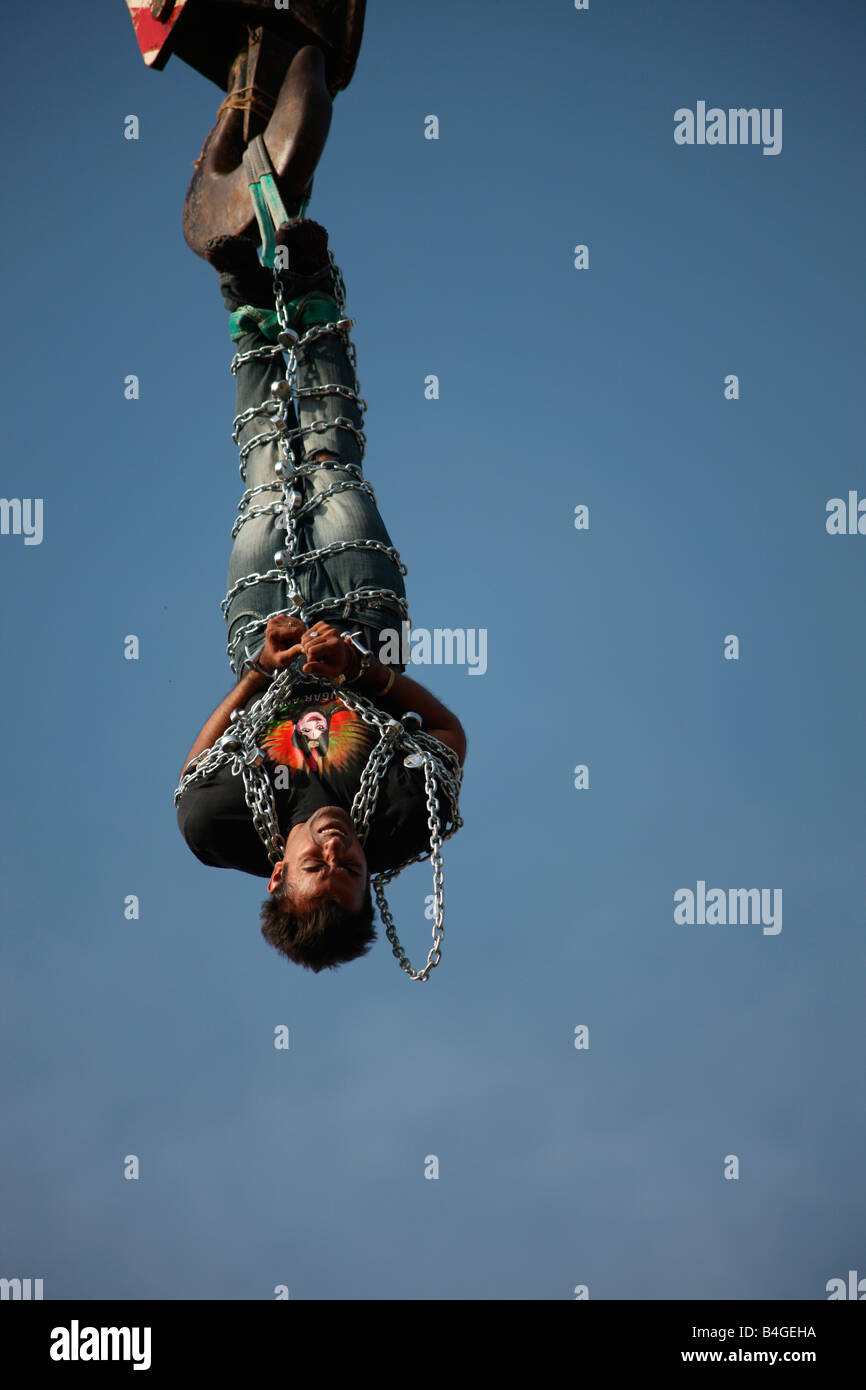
[267,860,285,895]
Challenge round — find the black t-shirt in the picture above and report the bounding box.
[177,693,455,878]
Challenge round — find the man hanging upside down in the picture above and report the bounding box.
[174,217,466,977]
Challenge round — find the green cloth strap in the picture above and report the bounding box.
[291,293,341,329]
[229,306,282,343]
[229,294,341,343]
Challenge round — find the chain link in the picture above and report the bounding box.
[232,342,284,373]
[299,588,410,622]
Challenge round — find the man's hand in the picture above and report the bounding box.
[257,614,308,673]
[296,622,353,679]
[259,618,353,680]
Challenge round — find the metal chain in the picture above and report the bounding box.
[232,342,284,372]
[231,478,377,541]
[373,752,448,979]
[237,479,285,505]
[224,253,404,648]
[220,540,406,616]
[229,264,373,623]
[297,382,368,408]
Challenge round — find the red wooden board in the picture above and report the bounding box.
[125,1,189,69]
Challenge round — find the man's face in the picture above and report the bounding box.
[267,805,368,911]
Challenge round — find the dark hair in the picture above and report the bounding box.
[260,876,376,972]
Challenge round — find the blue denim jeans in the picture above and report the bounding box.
[225,313,408,677]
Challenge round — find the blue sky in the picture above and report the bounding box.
[1,0,863,1299]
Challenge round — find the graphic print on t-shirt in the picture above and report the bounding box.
[259,698,374,779]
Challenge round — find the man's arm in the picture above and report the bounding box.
[178,669,268,781]
[354,663,467,765]
[179,615,308,781]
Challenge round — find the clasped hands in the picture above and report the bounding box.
[253,615,361,683]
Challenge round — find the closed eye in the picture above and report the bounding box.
[303,862,362,876]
